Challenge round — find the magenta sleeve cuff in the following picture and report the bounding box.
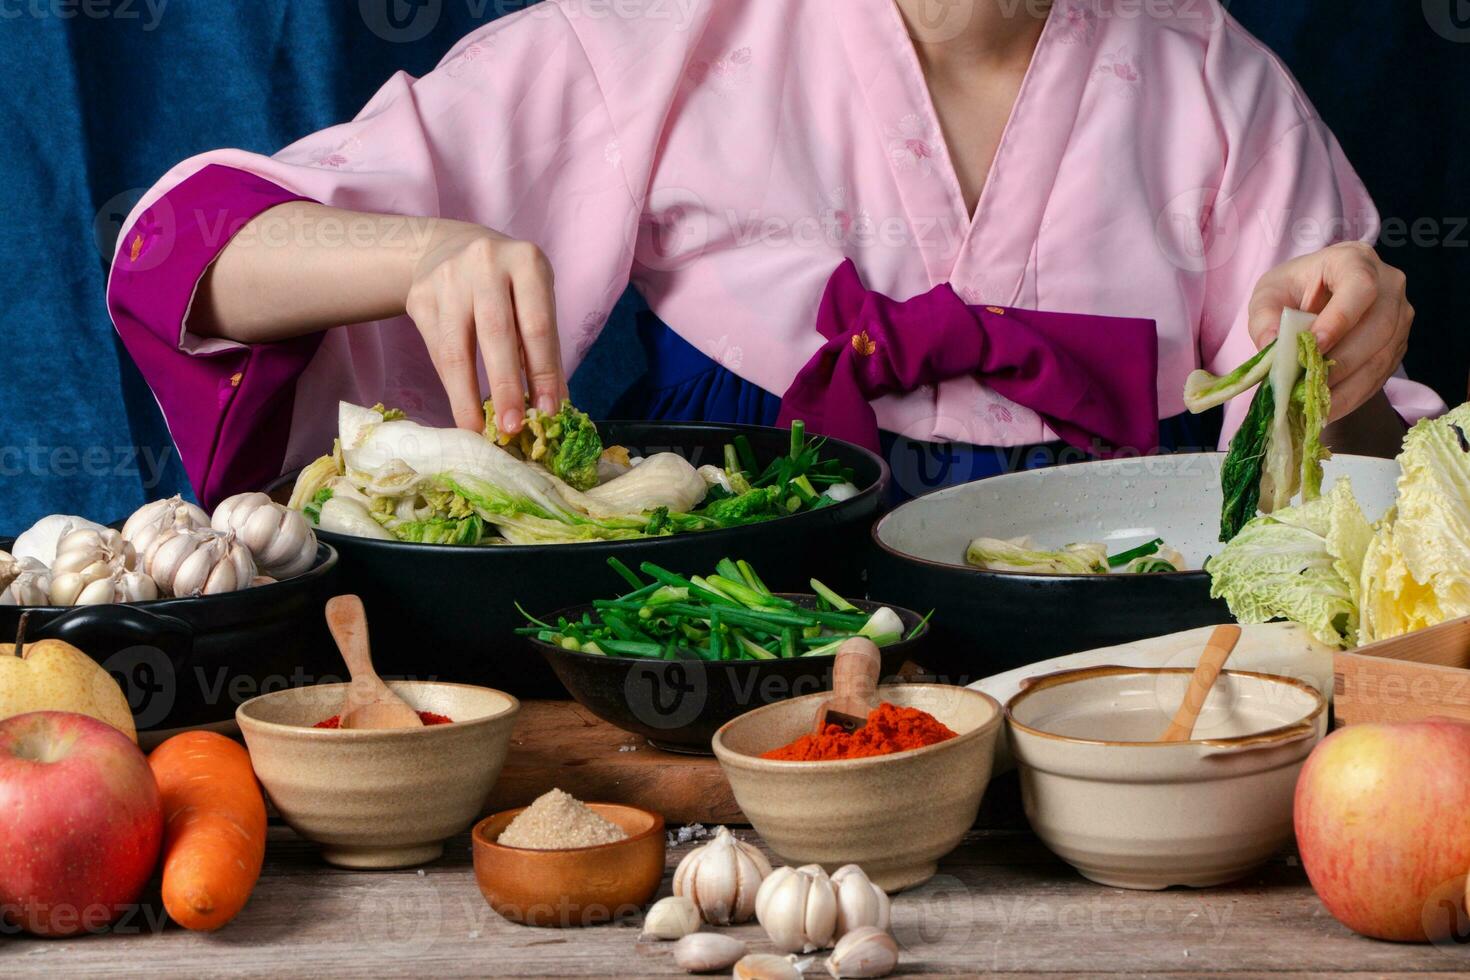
[107,165,319,509]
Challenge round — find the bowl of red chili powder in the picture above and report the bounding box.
[238,681,520,869]
[712,684,1002,893]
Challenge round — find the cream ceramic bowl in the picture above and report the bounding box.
[237,681,519,869]
[713,684,1002,892]
[1005,667,1326,890]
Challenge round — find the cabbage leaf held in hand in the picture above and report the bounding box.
[1185,310,1332,542]
[1206,479,1372,648]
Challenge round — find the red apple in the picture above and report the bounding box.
[0,711,163,937]
[1295,719,1470,942]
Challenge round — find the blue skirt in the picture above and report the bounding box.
[611,316,1219,503]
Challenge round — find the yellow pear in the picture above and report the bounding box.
[0,636,137,742]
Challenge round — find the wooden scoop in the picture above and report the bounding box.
[813,637,883,735]
[1158,624,1242,742]
[326,595,424,731]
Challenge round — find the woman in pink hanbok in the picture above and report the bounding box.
[108,0,1440,506]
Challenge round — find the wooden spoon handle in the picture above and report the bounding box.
[326,595,379,685]
[831,637,882,707]
[1160,624,1242,742]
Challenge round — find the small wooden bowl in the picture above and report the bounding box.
[472,804,665,928]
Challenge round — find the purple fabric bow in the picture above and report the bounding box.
[777,261,1160,457]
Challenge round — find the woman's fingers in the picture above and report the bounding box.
[428,279,487,432]
[1310,243,1385,353]
[473,275,527,435]
[408,222,566,433]
[508,245,565,417]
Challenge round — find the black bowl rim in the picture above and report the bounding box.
[0,540,339,612]
[281,420,891,554]
[525,593,930,667]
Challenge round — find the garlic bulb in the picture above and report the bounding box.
[757,864,839,953]
[824,926,898,979]
[52,527,136,576]
[51,566,159,606]
[672,933,746,972]
[672,826,771,926]
[1,557,52,606]
[211,492,317,579]
[141,525,255,597]
[831,865,891,937]
[641,896,701,941]
[123,496,210,556]
[733,954,803,980]
[0,552,19,597]
[11,514,109,566]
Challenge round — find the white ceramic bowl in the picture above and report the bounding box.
[1005,667,1326,890]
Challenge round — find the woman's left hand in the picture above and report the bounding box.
[1247,241,1413,421]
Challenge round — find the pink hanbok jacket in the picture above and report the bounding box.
[107,0,1444,505]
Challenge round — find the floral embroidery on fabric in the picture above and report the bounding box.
[712,334,745,371]
[604,138,622,168]
[126,211,167,268]
[955,284,984,305]
[1055,0,1098,45]
[687,46,753,95]
[316,137,363,170]
[819,187,874,246]
[852,331,878,357]
[976,392,1019,425]
[575,310,607,361]
[886,114,939,175]
[1094,46,1144,96]
[445,39,493,78]
[985,306,1006,316]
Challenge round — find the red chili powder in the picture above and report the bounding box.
[761,702,957,761]
[313,711,454,729]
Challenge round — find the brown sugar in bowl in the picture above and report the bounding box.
[472,804,666,927]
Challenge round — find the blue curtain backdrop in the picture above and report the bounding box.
[2,0,1466,530]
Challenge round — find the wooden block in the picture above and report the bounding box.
[1334,616,1470,726]
[485,700,744,826]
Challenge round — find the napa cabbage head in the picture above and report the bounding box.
[1206,478,1372,648]
[1359,403,1470,643]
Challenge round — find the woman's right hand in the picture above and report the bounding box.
[407,219,565,434]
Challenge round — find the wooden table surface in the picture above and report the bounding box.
[6,809,1467,978]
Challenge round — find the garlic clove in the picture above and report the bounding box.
[832,865,891,937]
[824,926,898,979]
[641,895,701,941]
[733,954,803,980]
[803,872,839,952]
[758,868,820,953]
[49,572,86,607]
[76,577,118,606]
[671,932,746,972]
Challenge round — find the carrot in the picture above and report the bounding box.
[148,731,267,931]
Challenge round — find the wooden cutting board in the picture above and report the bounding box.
[485,701,744,826]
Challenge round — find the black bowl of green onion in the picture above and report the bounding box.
[518,558,932,753]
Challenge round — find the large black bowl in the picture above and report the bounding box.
[528,596,929,753]
[271,422,889,698]
[869,453,1402,684]
[0,540,340,736]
